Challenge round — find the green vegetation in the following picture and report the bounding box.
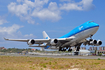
[98,53,102,56]
[0,48,36,53]
[98,58,101,60]
[0,48,73,54]
[0,56,105,70]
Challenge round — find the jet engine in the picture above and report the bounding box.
[95,40,102,46]
[50,39,58,45]
[89,39,102,46]
[27,39,35,45]
[89,39,97,45]
[97,40,102,45]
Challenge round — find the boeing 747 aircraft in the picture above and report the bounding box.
[4,21,102,52]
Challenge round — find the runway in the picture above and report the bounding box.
[3,53,105,59]
[27,55,105,59]
[31,55,105,59]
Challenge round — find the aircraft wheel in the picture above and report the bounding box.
[59,47,62,51]
[68,49,72,52]
[76,47,80,51]
[66,47,68,49]
[70,49,72,51]
[68,49,70,52]
[64,49,66,51]
[61,49,63,51]
[61,49,66,52]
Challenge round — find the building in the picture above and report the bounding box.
[74,50,91,56]
[31,49,35,51]
[89,47,92,51]
[99,47,102,50]
[93,47,97,50]
[96,46,105,55]
[89,47,98,51]
[79,50,90,56]
[40,47,45,51]
[0,47,6,50]
[80,47,86,50]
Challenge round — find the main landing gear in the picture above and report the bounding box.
[68,48,72,52]
[76,46,80,51]
[75,43,81,52]
[74,44,81,55]
[59,47,72,52]
[59,47,66,51]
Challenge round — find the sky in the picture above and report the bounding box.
[0,0,105,49]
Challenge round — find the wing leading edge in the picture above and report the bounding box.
[4,36,75,46]
[4,38,50,43]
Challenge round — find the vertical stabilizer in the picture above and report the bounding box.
[43,31,50,39]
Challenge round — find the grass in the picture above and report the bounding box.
[0,56,105,70]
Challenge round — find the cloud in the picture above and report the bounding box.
[60,0,72,2]
[0,24,23,35]
[60,0,95,11]
[0,24,36,42]
[80,0,95,11]
[0,24,24,40]
[0,24,22,41]
[8,2,28,16]
[0,16,8,25]
[8,0,95,24]
[8,1,33,24]
[32,2,61,21]
[24,34,36,39]
[8,0,61,23]
[17,0,23,2]
[0,17,36,42]
[60,3,83,11]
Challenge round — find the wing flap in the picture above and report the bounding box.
[58,36,75,41]
[34,39,50,43]
[4,38,50,43]
[4,38,29,42]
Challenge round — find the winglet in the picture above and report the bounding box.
[4,38,9,40]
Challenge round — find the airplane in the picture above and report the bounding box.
[4,21,102,52]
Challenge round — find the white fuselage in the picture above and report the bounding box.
[61,27,99,47]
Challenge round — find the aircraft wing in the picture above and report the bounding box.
[4,38,50,44]
[57,36,75,41]
[4,36,75,47]
[4,38,29,42]
[4,36,75,42]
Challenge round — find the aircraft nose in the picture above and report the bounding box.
[89,21,99,27]
[94,23,99,27]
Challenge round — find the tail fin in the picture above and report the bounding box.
[42,31,50,39]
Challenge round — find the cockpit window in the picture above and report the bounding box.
[89,21,94,23]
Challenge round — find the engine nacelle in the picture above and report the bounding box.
[89,39,102,46]
[50,39,58,45]
[97,40,102,45]
[90,39,97,45]
[27,39,35,45]
[94,40,102,46]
